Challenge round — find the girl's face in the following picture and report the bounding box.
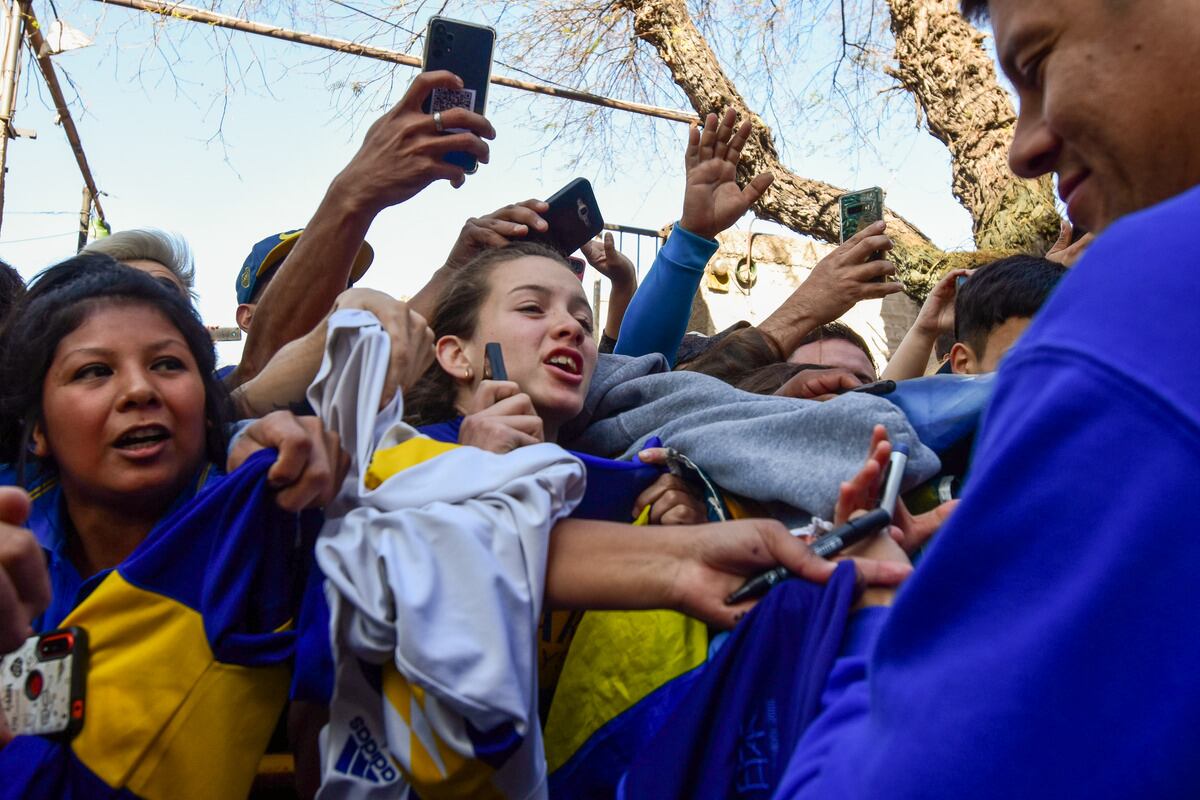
[454,256,598,432]
[33,303,208,510]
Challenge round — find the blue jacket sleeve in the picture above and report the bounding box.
[613,225,718,365]
[773,347,1200,799]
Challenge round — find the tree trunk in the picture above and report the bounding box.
[617,0,1052,297]
[619,0,963,296]
[885,0,1060,252]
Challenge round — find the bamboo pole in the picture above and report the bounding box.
[0,0,24,233]
[94,0,701,126]
[21,1,107,226]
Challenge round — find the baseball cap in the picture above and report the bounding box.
[236,229,374,304]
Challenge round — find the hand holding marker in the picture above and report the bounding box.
[725,443,909,605]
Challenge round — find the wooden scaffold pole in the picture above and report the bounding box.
[0,0,24,233]
[94,0,701,126]
[21,0,107,243]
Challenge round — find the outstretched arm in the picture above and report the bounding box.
[230,71,495,386]
[615,109,773,364]
[881,268,971,381]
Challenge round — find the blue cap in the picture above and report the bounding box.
[236,229,374,305]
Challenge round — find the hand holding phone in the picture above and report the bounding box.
[524,178,605,257]
[0,628,87,738]
[839,187,888,280]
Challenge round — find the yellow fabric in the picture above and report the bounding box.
[543,609,708,772]
[382,667,506,800]
[65,573,288,800]
[365,437,461,489]
[542,502,707,772]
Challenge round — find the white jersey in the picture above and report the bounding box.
[309,310,586,799]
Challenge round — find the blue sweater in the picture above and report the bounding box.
[775,185,1200,798]
[614,225,719,366]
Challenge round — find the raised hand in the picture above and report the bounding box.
[580,232,636,290]
[913,268,973,338]
[332,71,496,215]
[679,108,775,241]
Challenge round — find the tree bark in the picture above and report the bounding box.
[885,0,1060,252]
[619,0,965,297]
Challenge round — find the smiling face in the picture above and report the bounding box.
[993,0,1200,232]
[443,255,598,439]
[33,302,208,514]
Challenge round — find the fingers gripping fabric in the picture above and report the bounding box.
[308,310,586,799]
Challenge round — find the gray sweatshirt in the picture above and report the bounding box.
[559,353,941,521]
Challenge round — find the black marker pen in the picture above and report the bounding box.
[725,508,892,605]
[485,342,507,382]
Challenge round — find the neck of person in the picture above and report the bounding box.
[61,487,173,579]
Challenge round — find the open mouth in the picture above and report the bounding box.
[544,350,582,376]
[114,425,171,451]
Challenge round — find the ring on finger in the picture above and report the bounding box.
[433,111,444,133]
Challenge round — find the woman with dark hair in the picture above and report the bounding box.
[0,254,345,799]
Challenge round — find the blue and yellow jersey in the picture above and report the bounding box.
[0,450,320,800]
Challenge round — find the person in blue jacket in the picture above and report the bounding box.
[771,1,1200,797]
[613,107,773,365]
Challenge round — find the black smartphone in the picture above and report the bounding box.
[420,17,496,175]
[0,627,88,738]
[485,342,508,382]
[525,178,605,257]
[839,187,886,280]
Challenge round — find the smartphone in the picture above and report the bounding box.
[485,342,508,382]
[0,628,87,738]
[839,187,886,279]
[525,178,605,257]
[420,17,496,175]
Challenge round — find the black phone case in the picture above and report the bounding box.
[421,17,496,174]
[526,178,605,257]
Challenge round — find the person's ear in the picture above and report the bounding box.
[949,342,978,375]
[235,303,255,333]
[29,420,50,459]
[435,335,476,384]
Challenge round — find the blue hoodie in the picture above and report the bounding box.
[776,185,1200,798]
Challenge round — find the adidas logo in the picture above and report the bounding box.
[334,716,399,784]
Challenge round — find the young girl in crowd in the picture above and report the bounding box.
[405,241,707,525]
[0,255,342,800]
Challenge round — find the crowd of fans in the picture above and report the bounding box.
[0,0,1196,797]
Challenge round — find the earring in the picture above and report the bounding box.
[464,366,474,381]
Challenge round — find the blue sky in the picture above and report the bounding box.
[2,1,977,364]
